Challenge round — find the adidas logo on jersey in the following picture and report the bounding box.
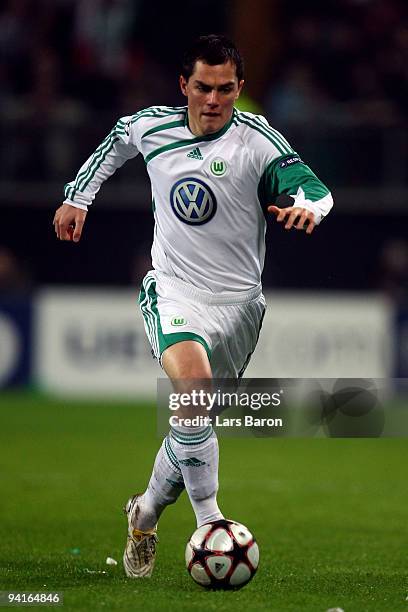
[187,147,203,160]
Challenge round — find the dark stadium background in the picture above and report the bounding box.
[1,0,407,296]
[1,3,408,610]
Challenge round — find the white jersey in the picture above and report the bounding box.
[64,106,333,293]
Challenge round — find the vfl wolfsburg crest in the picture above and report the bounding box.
[210,158,227,176]
[171,316,187,326]
[170,177,217,225]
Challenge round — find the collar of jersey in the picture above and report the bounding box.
[184,107,236,141]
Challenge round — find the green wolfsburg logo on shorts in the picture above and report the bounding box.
[210,158,227,176]
[171,316,187,326]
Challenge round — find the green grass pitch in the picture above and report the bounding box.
[0,391,406,611]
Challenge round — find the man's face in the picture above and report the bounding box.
[180,60,244,136]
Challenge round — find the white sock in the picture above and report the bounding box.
[135,436,185,531]
[169,424,224,527]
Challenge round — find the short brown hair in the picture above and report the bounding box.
[181,34,244,82]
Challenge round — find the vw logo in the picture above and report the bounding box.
[170,178,217,225]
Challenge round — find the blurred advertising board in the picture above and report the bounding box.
[35,289,157,396]
[248,293,393,379]
[396,307,408,378]
[0,298,32,388]
[34,290,393,396]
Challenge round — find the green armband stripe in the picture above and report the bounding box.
[274,159,329,200]
[257,156,330,209]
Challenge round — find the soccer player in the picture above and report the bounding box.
[54,35,333,578]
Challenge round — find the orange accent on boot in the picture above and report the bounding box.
[132,527,156,539]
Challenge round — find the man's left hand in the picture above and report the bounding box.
[268,205,316,235]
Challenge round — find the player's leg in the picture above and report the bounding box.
[160,293,266,530]
[124,276,217,577]
[123,432,185,578]
[124,339,221,577]
[162,341,224,527]
[127,437,185,532]
[125,277,267,576]
[129,281,214,532]
[126,342,211,530]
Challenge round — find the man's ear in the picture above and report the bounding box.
[179,75,188,97]
[235,79,245,100]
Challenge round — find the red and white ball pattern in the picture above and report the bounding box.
[185,519,259,589]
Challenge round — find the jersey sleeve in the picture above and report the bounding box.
[63,115,140,210]
[247,114,333,224]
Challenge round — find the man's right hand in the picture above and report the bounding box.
[53,204,87,242]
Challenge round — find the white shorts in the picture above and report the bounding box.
[139,271,266,378]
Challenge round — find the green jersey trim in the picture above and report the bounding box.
[66,118,132,198]
[65,131,121,200]
[142,119,185,139]
[257,154,330,211]
[234,113,293,156]
[144,112,235,164]
[131,107,186,125]
[184,109,235,138]
[237,111,293,154]
[139,275,164,357]
[66,109,185,199]
[161,331,211,361]
[139,275,211,360]
[68,119,126,196]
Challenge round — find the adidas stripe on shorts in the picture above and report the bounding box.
[139,271,266,378]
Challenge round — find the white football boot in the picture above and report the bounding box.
[123,494,158,578]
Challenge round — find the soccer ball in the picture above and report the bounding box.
[185,519,259,589]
